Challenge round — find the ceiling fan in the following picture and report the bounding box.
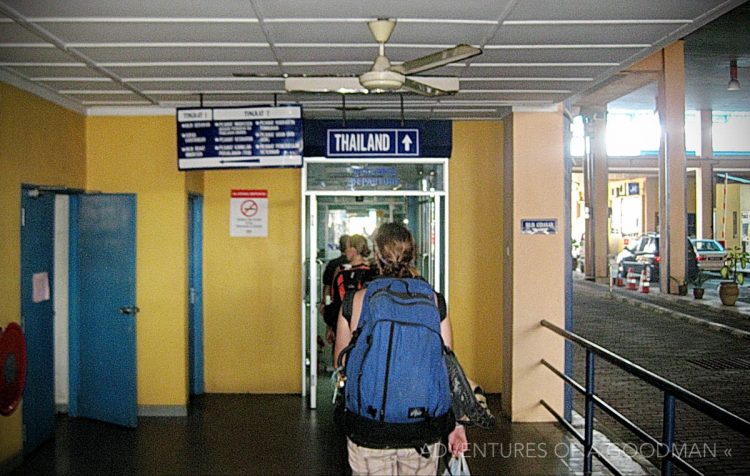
[271,19,481,97]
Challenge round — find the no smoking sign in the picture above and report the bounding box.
[230,189,268,237]
[240,200,259,218]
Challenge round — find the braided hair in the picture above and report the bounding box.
[373,223,418,278]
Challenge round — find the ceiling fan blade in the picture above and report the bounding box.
[232,72,284,78]
[285,77,368,94]
[390,44,482,75]
[402,77,457,97]
[234,72,358,78]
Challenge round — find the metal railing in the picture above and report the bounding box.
[540,319,750,476]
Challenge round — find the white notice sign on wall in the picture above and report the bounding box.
[230,189,268,237]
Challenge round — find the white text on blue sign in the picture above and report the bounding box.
[327,129,419,157]
[521,219,558,235]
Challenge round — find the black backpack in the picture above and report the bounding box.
[323,265,375,328]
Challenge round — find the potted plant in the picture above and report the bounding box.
[690,271,709,299]
[669,275,688,296]
[719,246,749,306]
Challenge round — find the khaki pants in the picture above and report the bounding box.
[347,438,440,476]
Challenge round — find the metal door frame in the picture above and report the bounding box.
[300,158,449,408]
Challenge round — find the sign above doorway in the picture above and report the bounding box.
[303,120,451,158]
[327,129,419,158]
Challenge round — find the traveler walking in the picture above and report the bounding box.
[334,223,467,475]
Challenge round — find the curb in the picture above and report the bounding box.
[608,293,750,341]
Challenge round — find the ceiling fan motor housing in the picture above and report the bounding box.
[359,70,404,91]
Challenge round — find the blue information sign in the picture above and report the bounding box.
[521,219,558,235]
[327,128,420,157]
[176,106,302,170]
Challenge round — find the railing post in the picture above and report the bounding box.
[662,392,676,476]
[584,349,595,476]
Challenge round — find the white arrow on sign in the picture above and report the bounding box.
[402,135,413,152]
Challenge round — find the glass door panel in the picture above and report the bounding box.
[302,159,448,409]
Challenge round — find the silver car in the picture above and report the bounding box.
[690,239,727,271]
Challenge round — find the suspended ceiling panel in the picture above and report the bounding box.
[1,0,748,118]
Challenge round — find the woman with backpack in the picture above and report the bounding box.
[324,234,377,344]
[334,223,467,475]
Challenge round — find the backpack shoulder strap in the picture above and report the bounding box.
[411,276,447,321]
[435,290,447,321]
[342,289,356,323]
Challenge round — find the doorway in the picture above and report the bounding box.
[20,186,139,454]
[300,159,448,408]
[188,194,204,396]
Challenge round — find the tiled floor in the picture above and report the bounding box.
[9,393,619,475]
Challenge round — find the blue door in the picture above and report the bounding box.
[70,194,137,427]
[20,187,56,454]
[188,194,204,396]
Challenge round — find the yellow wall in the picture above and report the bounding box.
[717,183,742,249]
[202,170,301,392]
[185,171,204,195]
[449,122,503,393]
[0,83,86,466]
[0,82,508,464]
[86,116,189,406]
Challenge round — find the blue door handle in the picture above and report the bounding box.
[118,306,140,315]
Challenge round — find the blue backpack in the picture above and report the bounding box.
[339,277,453,448]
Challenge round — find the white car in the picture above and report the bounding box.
[690,239,727,271]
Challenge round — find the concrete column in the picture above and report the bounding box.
[581,107,609,284]
[697,110,714,239]
[502,108,565,422]
[696,163,715,239]
[656,42,687,293]
[644,177,658,233]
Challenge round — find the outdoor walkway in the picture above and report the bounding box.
[606,275,750,335]
[572,276,750,475]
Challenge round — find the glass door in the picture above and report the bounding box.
[301,158,448,409]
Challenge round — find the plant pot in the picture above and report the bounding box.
[693,287,705,299]
[719,282,740,306]
[677,284,688,296]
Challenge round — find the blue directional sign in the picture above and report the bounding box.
[176,105,303,170]
[327,129,420,157]
[627,182,640,195]
[521,219,558,235]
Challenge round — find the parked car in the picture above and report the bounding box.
[690,239,727,272]
[616,234,699,283]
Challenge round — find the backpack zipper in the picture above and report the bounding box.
[357,334,373,414]
[379,321,396,421]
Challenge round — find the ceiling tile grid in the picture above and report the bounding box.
[0,0,748,118]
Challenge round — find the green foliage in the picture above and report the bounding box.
[720,247,749,285]
[690,271,709,289]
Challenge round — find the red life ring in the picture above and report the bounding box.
[0,322,27,416]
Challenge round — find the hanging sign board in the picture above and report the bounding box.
[521,219,558,235]
[230,189,268,237]
[302,120,451,158]
[177,106,302,170]
[327,129,419,157]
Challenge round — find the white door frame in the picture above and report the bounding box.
[300,158,449,408]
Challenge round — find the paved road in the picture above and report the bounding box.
[571,280,750,475]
